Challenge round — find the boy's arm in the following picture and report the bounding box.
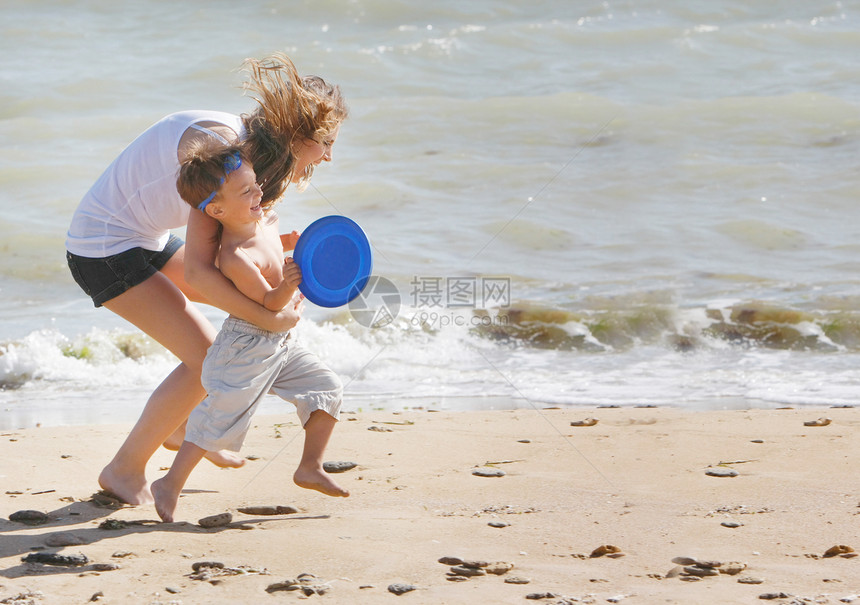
[220,253,300,312]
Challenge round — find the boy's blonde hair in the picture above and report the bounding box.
[176,140,249,210]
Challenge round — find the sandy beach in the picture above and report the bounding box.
[1,405,858,604]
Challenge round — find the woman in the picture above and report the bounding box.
[65,53,347,505]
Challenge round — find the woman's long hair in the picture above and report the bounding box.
[240,53,348,208]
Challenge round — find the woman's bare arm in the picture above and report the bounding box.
[184,210,300,332]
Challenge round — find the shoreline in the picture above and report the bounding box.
[0,394,829,432]
[1,406,857,604]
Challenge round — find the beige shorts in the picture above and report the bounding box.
[186,317,343,452]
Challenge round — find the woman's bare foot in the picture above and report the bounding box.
[162,434,246,469]
[151,477,180,522]
[293,467,350,497]
[98,464,153,506]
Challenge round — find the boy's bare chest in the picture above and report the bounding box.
[244,237,284,286]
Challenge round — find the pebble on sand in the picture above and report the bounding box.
[472,468,505,478]
[570,418,598,427]
[590,545,624,558]
[737,576,764,584]
[823,545,855,558]
[237,505,298,516]
[198,512,232,528]
[450,565,486,577]
[705,467,738,478]
[21,552,89,567]
[388,583,417,595]
[504,576,531,584]
[9,510,49,525]
[438,556,464,566]
[323,461,358,473]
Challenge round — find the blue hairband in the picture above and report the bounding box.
[197,152,243,211]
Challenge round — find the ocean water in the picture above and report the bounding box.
[2,1,860,429]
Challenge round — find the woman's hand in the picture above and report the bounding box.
[280,230,301,252]
[268,295,304,332]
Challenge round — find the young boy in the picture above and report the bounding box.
[152,142,348,523]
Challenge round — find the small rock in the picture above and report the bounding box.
[22,552,89,567]
[9,510,49,525]
[803,417,831,426]
[693,560,722,569]
[526,593,560,600]
[705,467,738,478]
[388,583,417,595]
[368,425,393,432]
[446,575,469,582]
[721,521,743,528]
[89,591,104,602]
[165,587,181,594]
[570,418,598,427]
[751,439,764,443]
[472,468,505,478]
[438,556,464,566]
[323,461,358,473]
[91,562,121,572]
[488,521,510,528]
[237,505,298,515]
[450,565,486,577]
[44,532,85,547]
[99,519,127,530]
[683,566,720,577]
[824,545,855,558]
[266,580,300,593]
[461,560,489,568]
[505,576,531,584]
[198,512,232,528]
[485,561,514,575]
[759,593,791,600]
[111,551,134,558]
[665,566,684,578]
[720,562,747,575]
[517,439,531,443]
[590,545,623,558]
[192,561,225,572]
[671,557,697,566]
[737,576,764,584]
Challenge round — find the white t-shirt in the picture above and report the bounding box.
[66,110,245,258]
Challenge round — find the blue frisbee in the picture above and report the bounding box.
[293,215,372,308]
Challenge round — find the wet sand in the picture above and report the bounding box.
[1,406,857,604]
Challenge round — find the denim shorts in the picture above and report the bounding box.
[66,234,184,307]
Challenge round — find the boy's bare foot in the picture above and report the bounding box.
[98,464,153,506]
[293,467,350,498]
[161,438,246,469]
[151,478,179,523]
